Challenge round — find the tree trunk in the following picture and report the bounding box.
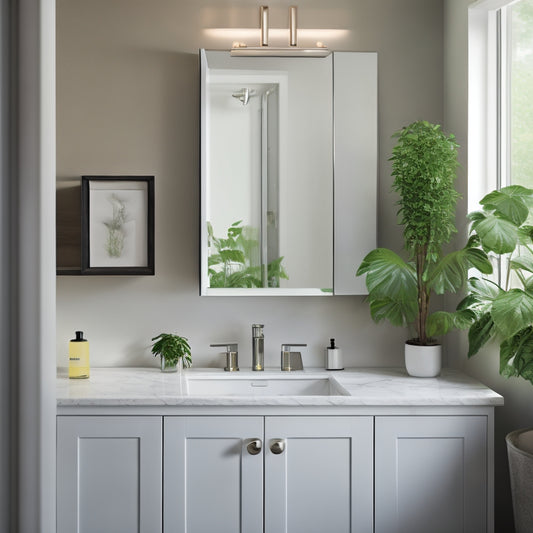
[416,245,430,344]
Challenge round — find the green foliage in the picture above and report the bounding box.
[390,120,460,263]
[356,248,418,327]
[426,309,476,338]
[151,333,192,368]
[207,220,288,288]
[460,185,533,385]
[357,121,492,345]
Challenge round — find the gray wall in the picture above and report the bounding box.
[56,0,444,369]
[444,0,533,530]
[3,0,57,530]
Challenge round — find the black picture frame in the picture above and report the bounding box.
[81,176,154,275]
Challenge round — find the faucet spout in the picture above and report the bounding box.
[252,324,264,371]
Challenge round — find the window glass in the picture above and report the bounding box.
[510,0,533,186]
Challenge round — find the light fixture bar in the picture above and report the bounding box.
[289,6,297,47]
[260,6,269,47]
[230,46,330,57]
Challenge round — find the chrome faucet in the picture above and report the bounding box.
[252,324,264,371]
[281,343,307,371]
[210,343,239,371]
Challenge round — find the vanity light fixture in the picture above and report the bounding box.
[230,6,330,57]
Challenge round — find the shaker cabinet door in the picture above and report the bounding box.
[57,415,163,533]
[264,416,374,533]
[163,416,264,533]
[375,416,487,533]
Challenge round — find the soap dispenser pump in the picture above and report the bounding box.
[68,331,90,379]
[325,338,343,370]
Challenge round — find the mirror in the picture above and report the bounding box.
[200,50,377,296]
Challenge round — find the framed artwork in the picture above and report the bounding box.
[81,176,154,275]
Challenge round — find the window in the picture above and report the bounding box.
[468,0,533,205]
[469,0,533,285]
[507,0,533,188]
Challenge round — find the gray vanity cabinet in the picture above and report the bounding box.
[163,415,374,533]
[56,412,492,533]
[163,416,264,533]
[374,416,488,533]
[264,416,374,533]
[56,416,163,533]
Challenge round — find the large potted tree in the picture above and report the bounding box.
[357,120,492,377]
[459,185,533,532]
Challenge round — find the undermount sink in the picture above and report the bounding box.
[186,376,348,397]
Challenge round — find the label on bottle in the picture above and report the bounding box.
[69,341,90,379]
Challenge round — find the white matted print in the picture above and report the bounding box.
[89,181,148,267]
[81,176,154,275]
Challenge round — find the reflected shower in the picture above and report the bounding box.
[232,87,254,105]
[232,86,276,106]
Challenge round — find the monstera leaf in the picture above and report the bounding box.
[426,245,492,294]
[480,185,533,226]
[471,213,519,254]
[461,186,533,385]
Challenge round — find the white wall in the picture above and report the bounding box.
[444,0,533,529]
[56,0,444,369]
[209,84,261,236]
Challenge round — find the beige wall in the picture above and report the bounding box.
[56,0,444,369]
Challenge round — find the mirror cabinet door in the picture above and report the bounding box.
[200,50,377,296]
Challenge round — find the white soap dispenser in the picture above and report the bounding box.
[325,338,343,370]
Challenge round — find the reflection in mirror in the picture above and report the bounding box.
[202,51,333,294]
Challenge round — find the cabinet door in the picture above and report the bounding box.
[164,416,264,533]
[264,416,373,533]
[375,416,487,533]
[57,415,163,533]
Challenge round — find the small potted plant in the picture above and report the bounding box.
[151,333,192,372]
[459,185,533,532]
[357,120,492,377]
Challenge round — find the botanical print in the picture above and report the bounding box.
[89,185,147,268]
[103,194,127,257]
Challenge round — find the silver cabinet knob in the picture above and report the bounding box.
[270,439,285,455]
[246,439,262,455]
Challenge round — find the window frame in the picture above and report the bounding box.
[468,0,528,285]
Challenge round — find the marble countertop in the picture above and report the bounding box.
[56,367,504,407]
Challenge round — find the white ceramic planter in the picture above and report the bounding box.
[404,343,442,377]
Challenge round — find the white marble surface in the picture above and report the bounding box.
[56,367,504,407]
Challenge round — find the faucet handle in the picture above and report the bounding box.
[210,343,238,353]
[281,343,307,352]
[210,343,239,371]
[281,344,307,371]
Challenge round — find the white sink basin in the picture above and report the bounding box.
[186,376,348,397]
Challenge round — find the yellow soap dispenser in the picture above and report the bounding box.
[68,331,90,379]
